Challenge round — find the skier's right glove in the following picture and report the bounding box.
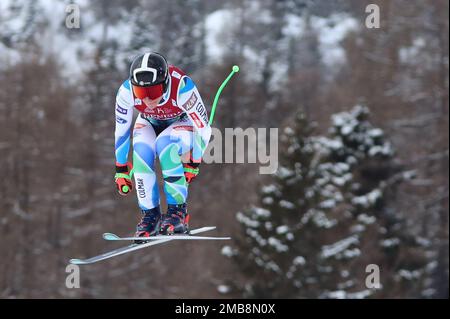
[115,162,133,196]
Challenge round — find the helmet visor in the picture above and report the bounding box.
[132,84,164,100]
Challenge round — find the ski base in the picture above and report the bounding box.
[69,226,225,265]
[102,232,230,241]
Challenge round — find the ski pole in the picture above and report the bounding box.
[209,65,240,125]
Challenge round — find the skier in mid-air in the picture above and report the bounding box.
[114,52,211,239]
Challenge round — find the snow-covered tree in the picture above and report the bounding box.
[317,105,428,298]
[0,1,42,48]
[222,106,427,298]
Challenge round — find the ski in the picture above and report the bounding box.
[70,226,219,265]
[103,232,231,241]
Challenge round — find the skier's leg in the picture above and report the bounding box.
[155,116,194,234]
[155,118,192,205]
[132,116,161,238]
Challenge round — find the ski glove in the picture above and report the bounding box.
[115,162,133,195]
[183,162,200,184]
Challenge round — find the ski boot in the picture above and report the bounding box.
[160,203,190,235]
[135,207,161,244]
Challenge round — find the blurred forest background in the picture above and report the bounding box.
[0,0,448,298]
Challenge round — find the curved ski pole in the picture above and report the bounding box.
[209,65,240,125]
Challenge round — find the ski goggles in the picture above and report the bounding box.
[132,83,164,100]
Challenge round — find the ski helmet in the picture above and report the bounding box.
[129,52,169,100]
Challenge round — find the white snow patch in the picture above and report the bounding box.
[283,14,303,38]
[265,260,281,273]
[237,212,260,228]
[368,128,384,138]
[246,229,267,247]
[283,13,358,68]
[368,143,393,157]
[357,213,376,225]
[311,14,358,68]
[221,245,236,257]
[276,225,289,235]
[322,289,373,299]
[380,238,400,248]
[253,207,271,218]
[279,200,295,209]
[262,197,274,205]
[321,236,359,259]
[204,9,235,63]
[277,166,294,178]
[315,137,343,155]
[217,285,231,294]
[284,126,295,136]
[302,209,337,229]
[399,37,426,64]
[398,269,422,280]
[421,288,436,298]
[268,237,289,252]
[261,184,278,194]
[342,248,361,259]
[352,189,382,208]
[319,199,337,209]
[350,224,366,233]
[332,173,352,186]
[293,256,306,266]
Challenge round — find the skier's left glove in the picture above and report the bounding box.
[115,162,133,195]
[183,162,200,184]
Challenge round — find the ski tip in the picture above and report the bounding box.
[69,258,86,265]
[208,237,231,240]
[103,233,121,240]
[193,226,216,232]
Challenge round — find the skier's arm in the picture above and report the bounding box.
[114,81,134,194]
[177,76,212,183]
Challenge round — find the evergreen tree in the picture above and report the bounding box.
[327,106,429,298]
[223,106,427,298]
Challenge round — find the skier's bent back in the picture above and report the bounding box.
[114,52,212,239]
